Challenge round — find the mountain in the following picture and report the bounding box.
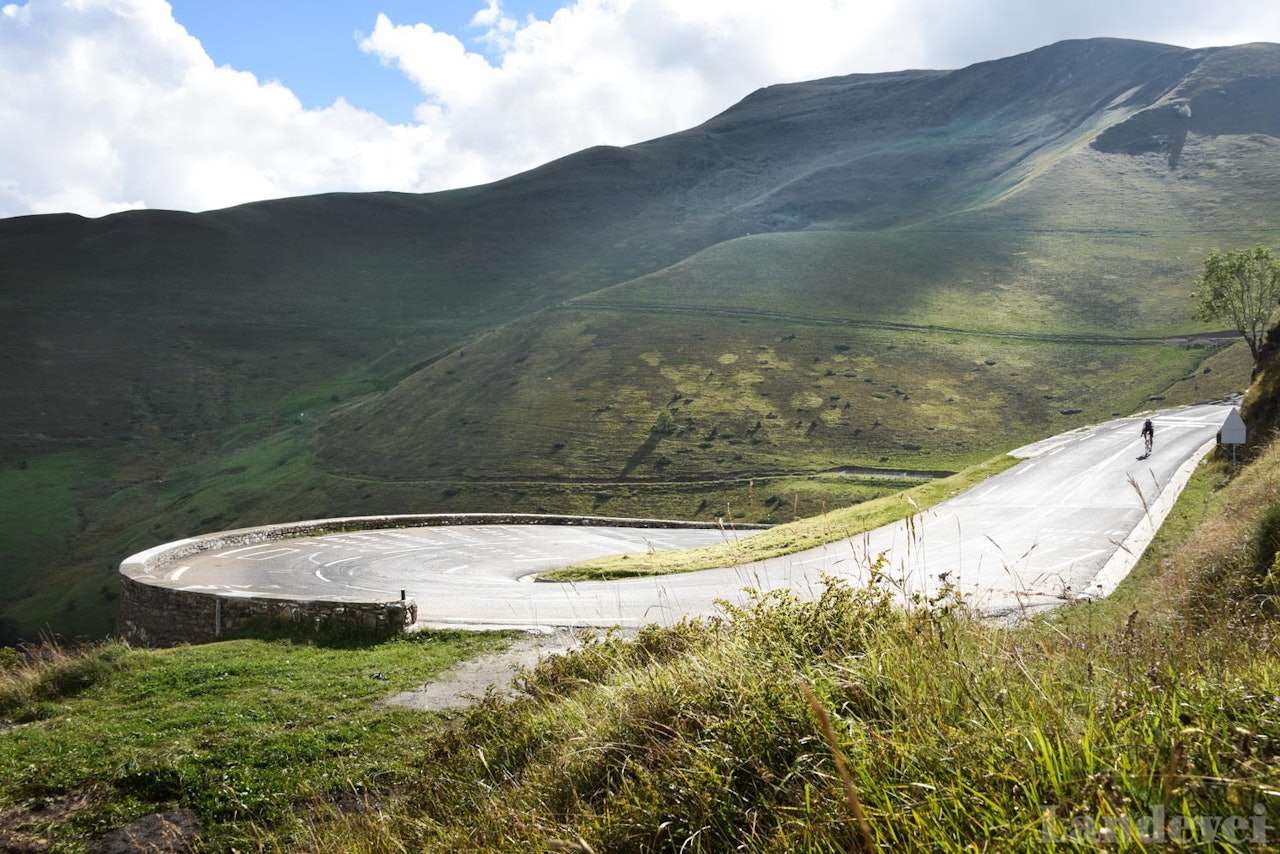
[2,38,1277,640]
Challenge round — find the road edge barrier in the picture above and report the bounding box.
[118,513,768,646]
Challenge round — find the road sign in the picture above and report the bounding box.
[1221,408,1247,445]
[1220,407,1247,466]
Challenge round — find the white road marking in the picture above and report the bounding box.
[443,565,470,574]
[168,566,191,581]
[238,547,300,561]
[315,569,331,583]
[218,544,284,558]
[324,556,361,567]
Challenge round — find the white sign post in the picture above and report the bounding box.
[1220,407,1247,466]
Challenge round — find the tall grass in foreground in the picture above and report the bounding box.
[0,637,131,719]
[287,567,1280,852]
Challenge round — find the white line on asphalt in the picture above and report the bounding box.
[443,565,469,574]
[168,566,190,581]
[315,569,331,583]
[324,556,361,567]
[219,543,283,558]
[238,547,300,561]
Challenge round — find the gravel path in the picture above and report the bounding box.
[381,628,585,712]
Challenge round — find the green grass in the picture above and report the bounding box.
[318,308,1244,484]
[543,453,1021,580]
[0,630,515,851]
[0,451,97,589]
[0,433,333,641]
[0,450,121,641]
[577,139,1280,339]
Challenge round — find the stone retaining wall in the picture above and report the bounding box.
[118,513,763,646]
[117,579,416,647]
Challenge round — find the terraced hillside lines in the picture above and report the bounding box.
[317,306,1233,482]
[554,301,1233,346]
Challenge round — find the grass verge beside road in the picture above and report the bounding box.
[543,453,1022,580]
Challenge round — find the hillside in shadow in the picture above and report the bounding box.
[2,38,1278,639]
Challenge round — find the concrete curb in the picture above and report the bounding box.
[121,512,768,581]
[1086,437,1218,600]
[118,513,768,645]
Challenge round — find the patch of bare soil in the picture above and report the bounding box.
[86,810,200,853]
[0,790,98,853]
[0,789,196,854]
[0,786,200,853]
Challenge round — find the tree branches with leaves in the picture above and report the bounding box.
[1192,245,1280,363]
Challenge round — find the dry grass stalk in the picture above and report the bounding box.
[799,678,878,853]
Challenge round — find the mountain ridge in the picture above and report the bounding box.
[1,37,1276,639]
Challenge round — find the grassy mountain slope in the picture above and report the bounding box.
[318,42,1278,483]
[2,38,1278,639]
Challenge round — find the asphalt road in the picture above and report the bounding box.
[154,402,1235,628]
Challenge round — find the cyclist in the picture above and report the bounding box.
[1140,419,1154,455]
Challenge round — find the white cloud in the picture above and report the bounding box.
[356,0,919,186]
[3,0,1280,218]
[0,0,461,217]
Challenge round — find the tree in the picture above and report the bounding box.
[651,409,677,435]
[1192,245,1280,363]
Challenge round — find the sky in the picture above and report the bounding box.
[2,0,1280,219]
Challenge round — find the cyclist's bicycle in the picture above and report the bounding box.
[1143,433,1153,455]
